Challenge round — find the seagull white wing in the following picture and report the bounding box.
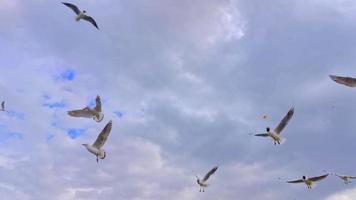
[202,166,218,182]
[287,179,304,184]
[274,107,294,134]
[329,75,356,87]
[83,15,99,29]
[94,95,102,112]
[93,120,112,149]
[309,174,328,182]
[62,2,80,15]
[67,107,93,118]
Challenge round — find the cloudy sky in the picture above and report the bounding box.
[2,0,356,199]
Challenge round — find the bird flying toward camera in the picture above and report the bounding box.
[67,95,104,122]
[195,166,218,192]
[255,107,294,145]
[287,174,328,189]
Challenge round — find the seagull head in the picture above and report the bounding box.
[266,127,270,132]
[302,176,306,180]
[83,10,86,13]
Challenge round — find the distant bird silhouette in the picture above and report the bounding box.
[287,174,328,189]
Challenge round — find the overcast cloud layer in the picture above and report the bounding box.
[1,0,356,199]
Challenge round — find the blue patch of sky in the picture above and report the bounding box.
[42,102,66,109]
[67,128,85,139]
[88,98,96,107]
[7,111,25,120]
[0,132,22,143]
[114,111,124,118]
[60,69,76,81]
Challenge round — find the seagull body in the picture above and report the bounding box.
[329,75,356,87]
[68,95,104,122]
[195,166,218,192]
[255,107,294,145]
[83,120,112,162]
[62,2,99,29]
[287,174,328,189]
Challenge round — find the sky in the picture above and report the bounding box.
[1,0,356,199]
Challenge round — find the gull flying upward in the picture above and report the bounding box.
[1,101,5,112]
[82,120,112,162]
[287,174,329,189]
[67,95,104,122]
[62,2,99,29]
[255,107,294,145]
[195,166,218,192]
[329,75,356,87]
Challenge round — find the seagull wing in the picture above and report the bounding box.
[94,95,102,112]
[62,2,80,15]
[67,108,93,118]
[83,15,99,29]
[202,166,218,182]
[349,176,356,179]
[254,133,269,137]
[274,107,294,134]
[93,120,112,149]
[309,174,329,182]
[329,75,356,87]
[287,179,304,184]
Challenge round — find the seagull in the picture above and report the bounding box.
[62,2,99,29]
[329,75,356,87]
[255,107,294,145]
[334,173,356,184]
[195,166,218,192]
[67,95,104,122]
[82,120,112,162]
[287,174,329,189]
[1,101,5,112]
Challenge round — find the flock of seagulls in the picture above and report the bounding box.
[2,1,356,195]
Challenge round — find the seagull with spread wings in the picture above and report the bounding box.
[287,174,329,189]
[62,2,99,29]
[329,75,356,87]
[195,166,218,192]
[255,107,294,145]
[334,173,356,184]
[67,95,104,122]
[82,120,112,162]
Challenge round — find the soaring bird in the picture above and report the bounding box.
[62,2,99,29]
[1,101,5,112]
[195,166,218,192]
[67,95,104,122]
[255,107,294,145]
[329,75,356,87]
[334,173,356,184]
[82,120,112,162]
[287,174,329,189]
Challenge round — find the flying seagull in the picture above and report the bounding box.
[255,107,294,145]
[67,95,104,122]
[333,173,356,184]
[82,120,112,162]
[1,101,5,112]
[62,2,99,29]
[195,166,218,192]
[287,174,329,189]
[329,75,356,87]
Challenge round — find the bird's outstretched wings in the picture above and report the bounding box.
[287,179,304,184]
[202,166,218,182]
[275,107,294,134]
[94,95,102,112]
[83,16,99,29]
[93,120,112,148]
[329,75,356,87]
[309,174,328,182]
[67,107,92,118]
[62,2,80,15]
[254,133,269,137]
